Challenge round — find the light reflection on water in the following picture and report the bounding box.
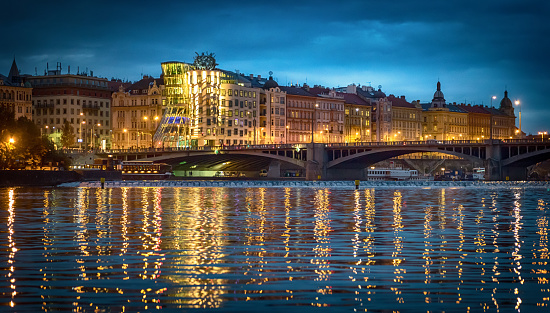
[0,186,549,312]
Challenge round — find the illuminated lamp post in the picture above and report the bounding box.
[311,103,318,143]
[90,123,100,150]
[515,100,521,137]
[538,131,547,141]
[123,129,128,149]
[286,125,289,144]
[490,96,496,140]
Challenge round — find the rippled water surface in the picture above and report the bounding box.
[1,186,549,312]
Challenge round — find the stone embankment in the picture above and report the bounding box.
[59,180,550,189]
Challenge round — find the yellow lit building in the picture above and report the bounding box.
[388,95,422,141]
[280,85,317,143]
[160,56,268,147]
[308,87,346,143]
[342,93,371,142]
[111,76,164,149]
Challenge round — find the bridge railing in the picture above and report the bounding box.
[325,139,489,148]
[92,138,550,155]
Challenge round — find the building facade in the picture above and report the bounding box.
[27,65,111,149]
[0,59,33,121]
[280,86,316,144]
[388,95,422,141]
[111,76,164,149]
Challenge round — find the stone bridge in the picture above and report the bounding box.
[97,139,550,180]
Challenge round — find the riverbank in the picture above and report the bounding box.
[59,179,550,189]
[0,170,121,187]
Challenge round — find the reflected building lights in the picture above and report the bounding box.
[311,189,332,307]
[7,188,17,307]
[3,186,550,311]
[163,187,228,308]
[512,191,524,295]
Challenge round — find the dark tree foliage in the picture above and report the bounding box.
[61,120,75,148]
[0,106,69,169]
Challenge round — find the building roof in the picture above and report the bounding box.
[262,76,279,89]
[125,76,162,93]
[388,95,416,108]
[499,90,513,108]
[342,93,369,106]
[485,106,509,116]
[457,104,491,114]
[356,87,386,99]
[279,86,315,97]
[420,103,467,113]
[8,58,19,81]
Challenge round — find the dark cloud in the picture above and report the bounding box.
[2,0,549,133]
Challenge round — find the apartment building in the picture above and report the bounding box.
[111,76,164,149]
[0,59,33,120]
[27,64,111,149]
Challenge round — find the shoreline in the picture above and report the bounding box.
[57,180,550,189]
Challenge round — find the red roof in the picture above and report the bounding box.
[458,104,490,114]
[388,95,416,108]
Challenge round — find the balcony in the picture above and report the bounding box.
[82,104,100,110]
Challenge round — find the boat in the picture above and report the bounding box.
[367,167,419,181]
[472,167,485,180]
[121,161,173,180]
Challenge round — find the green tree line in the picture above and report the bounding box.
[0,106,69,170]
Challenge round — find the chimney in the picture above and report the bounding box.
[250,74,254,79]
[401,95,405,100]
[346,84,357,94]
[257,74,261,80]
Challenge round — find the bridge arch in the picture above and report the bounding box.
[502,148,550,167]
[327,147,483,169]
[142,150,306,168]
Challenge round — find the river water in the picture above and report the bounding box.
[0,185,549,312]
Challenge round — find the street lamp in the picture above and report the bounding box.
[539,131,547,141]
[515,100,521,137]
[123,129,129,149]
[286,125,289,144]
[490,96,496,140]
[311,103,318,143]
[90,123,100,150]
[80,120,85,150]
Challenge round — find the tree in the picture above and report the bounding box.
[61,121,75,148]
[0,106,53,169]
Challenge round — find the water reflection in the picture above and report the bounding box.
[0,186,549,311]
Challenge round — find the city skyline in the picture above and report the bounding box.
[2,0,548,134]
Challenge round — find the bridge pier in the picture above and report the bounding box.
[485,142,502,181]
[501,167,528,181]
[306,143,326,180]
[266,160,281,178]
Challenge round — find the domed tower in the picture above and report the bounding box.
[431,81,446,108]
[263,75,279,90]
[499,90,514,116]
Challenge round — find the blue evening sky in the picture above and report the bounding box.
[2,0,548,134]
